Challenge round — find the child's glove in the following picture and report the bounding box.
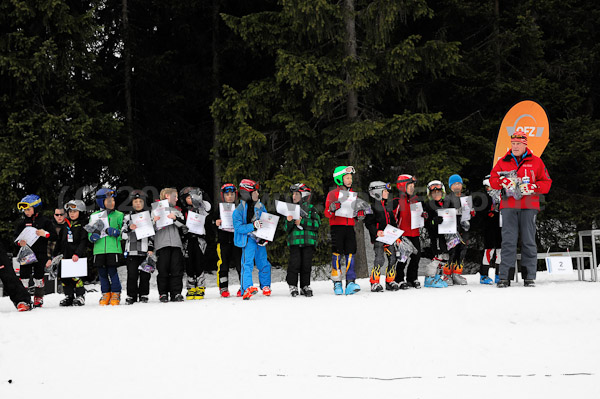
[460,220,470,231]
[488,211,495,218]
[90,233,101,243]
[257,239,269,247]
[434,215,444,225]
[329,201,341,213]
[106,227,120,237]
[500,177,515,190]
[519,183,537,196]
[421,211,428,219]
[356,210,365,220]
[470,210,476,217]
[253,220,262,230]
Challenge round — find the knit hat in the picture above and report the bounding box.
[448,174,463,187]
[510,131,528,144]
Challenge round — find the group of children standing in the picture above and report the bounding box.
[4,165,502,312]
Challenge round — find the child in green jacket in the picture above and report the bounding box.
[284,183,320,297]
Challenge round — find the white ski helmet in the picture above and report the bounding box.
[368,181,390,200]
[64,199,87,212]
[427,180,446,198]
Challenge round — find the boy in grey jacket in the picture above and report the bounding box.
[152,188,187,302]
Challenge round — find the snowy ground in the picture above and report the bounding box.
[1,267,599,398]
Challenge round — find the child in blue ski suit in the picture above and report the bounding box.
[232,179,272,300]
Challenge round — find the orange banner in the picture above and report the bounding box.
[493,100,550,166]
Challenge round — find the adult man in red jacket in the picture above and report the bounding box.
[489,132,552,287]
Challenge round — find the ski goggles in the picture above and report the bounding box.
[428,184,443,191]
[333,166,356,178]
[221,185,237,193]
[17,199,41,210]
[372,182,391,191]
[65,203,79,210]
[510,133,527,144]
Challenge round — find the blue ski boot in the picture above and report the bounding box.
[333,281,343,295]
[480,275,494,285]
[345,281,361,295]
[494,275,500,284]
[424,276,447,288]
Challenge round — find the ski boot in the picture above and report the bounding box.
[333,281,343,295]
[220,288,231,298]
[524,279,536,287]
[480,275,494,285]
[385,281,400,291]
[139,296,149,303]
[110,292,121,306]
[195,287,206,300]
[398,282,409,290]
[236,289,242,297]
[17,302,31,312]
[408,280,421,289]
[371,283,383,292]
[60,295,74,307]
[289,286,299,297]
[442,263,454,286]
[424,276,446,288]
[33,296,43,308]
[494,275,500,284]
[125,296,136,305]
[262,286,272,296]
[300,286,313,297]
[452,263,468,285]
[242,286,259,300]
[99,292,111,306]
[497,279,510,288]
[186,287,196,300]
[159,294,169,303]
[171,294,184,302]
[73,296,85,306]
[345,281,360,295]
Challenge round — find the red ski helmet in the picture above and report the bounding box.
[220,183,238,201]
[396,174,416,193]
[239,179,259,202]
[290,183,312,202]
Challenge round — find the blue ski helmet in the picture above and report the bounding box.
[95,188,116,209]
[17,194,42,211]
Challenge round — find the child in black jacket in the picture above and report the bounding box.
[55,200,89,306]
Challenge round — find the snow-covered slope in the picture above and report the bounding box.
[1,272,599,399]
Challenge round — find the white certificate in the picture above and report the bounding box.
[437,208,457,234]
[376,225,404,245]
[89,211,109,238]
[186,211,206,235]
[130,211,155,239]
[410,202,425,229]
[153,200,173,229]
[460,196,474,221]
[275,200,300,220]
[14,226,40,246]
[219,203,235,230]
[335,191,357,218]
[255,212,280,242]
[61,258,88,278]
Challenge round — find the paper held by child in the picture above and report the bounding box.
[130,211,155,239]
[219,203,235,230]
[376,225,404,245]
[410,202,425,229]
[254,212,280,242]
[275,200,301,220]
[437,208,457,234]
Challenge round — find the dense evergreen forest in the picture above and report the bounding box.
[1,1,599,271]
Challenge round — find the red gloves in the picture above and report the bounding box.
[421,211,428,219]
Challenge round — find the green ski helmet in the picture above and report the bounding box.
[333,166,355,186]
